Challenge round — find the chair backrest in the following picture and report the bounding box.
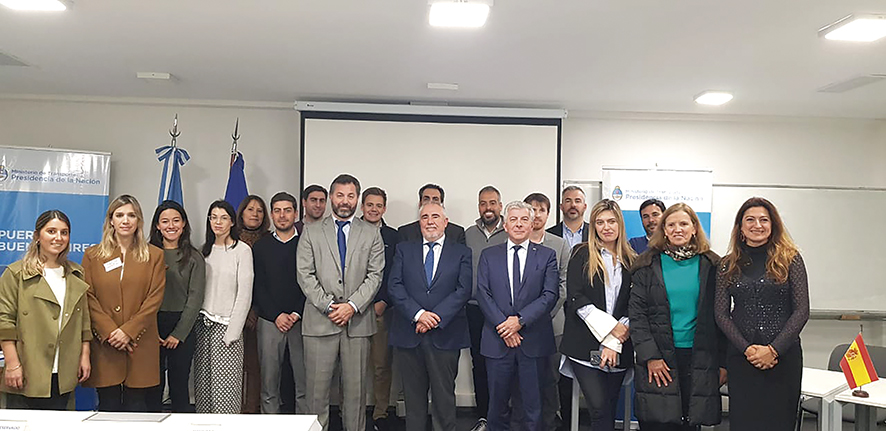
[828,344,850,371]
[828,343,886,377]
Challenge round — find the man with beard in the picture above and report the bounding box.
[464,185,508,431]
[297,174,385,431]
[360,187,401,430]
[628,198,665,254]
[295,184,327,235]
[546,186,589,250]
[388,202,472,431]
[252,192,307,414]
[398,183,466,244]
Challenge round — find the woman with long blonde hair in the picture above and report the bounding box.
[82,194,166,411]
[0,210,91,409]
[560,199,636,431]
[715,197,808,431]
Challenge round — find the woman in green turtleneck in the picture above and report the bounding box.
[629,203,726,431]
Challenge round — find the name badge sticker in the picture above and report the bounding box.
[103,257,123,272]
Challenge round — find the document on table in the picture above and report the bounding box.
[84,413,170,422]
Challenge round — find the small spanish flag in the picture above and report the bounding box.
[840,333,879,389]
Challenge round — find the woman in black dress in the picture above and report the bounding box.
[715,197,809,431]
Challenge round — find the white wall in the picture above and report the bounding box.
[561,114,886,368]
[0,98,300,242]
[3,97,886,394]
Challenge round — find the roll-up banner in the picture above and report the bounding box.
[0,146,111,274]
[602,168,713,239]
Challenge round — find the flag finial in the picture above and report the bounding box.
[169,114,180,148]
[231,118,240,155]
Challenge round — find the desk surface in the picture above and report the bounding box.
[835,378,886,408]
[0,410,322,431]
[802,367,849,399]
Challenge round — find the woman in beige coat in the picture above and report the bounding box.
[0,210,92,410]
[82,195,165,411]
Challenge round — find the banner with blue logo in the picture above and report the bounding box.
[602,167,713,240]
[0,146,110,275]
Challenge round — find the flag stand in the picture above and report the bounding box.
[852,324,870,397]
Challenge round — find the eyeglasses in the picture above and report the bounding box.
[209,215,231,223]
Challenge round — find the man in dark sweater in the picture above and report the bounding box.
[253,192,307,414]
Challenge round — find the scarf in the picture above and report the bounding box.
[663,244,698,261]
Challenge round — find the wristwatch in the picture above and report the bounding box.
[518,315,526,327]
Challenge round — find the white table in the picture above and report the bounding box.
[801,367,849,431]
[0,410,322,431]
[835,378,886,431]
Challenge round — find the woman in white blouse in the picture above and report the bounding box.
[560,199,637,431]
[194,200,253,414]
[0,210,91,409]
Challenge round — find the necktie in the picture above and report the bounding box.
[512,244,522,300]
[424,242,437,287]
[336,220,349,275]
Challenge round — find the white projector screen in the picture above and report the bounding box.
[301,113,562,230]
[301,112,561,407]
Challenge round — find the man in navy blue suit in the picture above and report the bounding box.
[388,202,473,431]
[477,201,559,431]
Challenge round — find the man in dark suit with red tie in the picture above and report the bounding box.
[477,201,559,431]
[388,202,473,431]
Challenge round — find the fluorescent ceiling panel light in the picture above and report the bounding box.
[694,91,733,106]
[0,0,67,11]
[819,14,886,42]
[429,0,491,28]
[427,82,459,90]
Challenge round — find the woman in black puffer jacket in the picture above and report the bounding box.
[629,203,726,431]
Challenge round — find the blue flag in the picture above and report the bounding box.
[156,145,190,206]
[224,151,248,210]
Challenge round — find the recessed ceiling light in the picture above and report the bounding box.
[429,0,492,28]
[427,82,459,91]
[137,72,172,80]
[694,91,733,106]
[819,14,886,42]
[0,0,67,11]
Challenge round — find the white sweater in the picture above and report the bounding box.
[202,242,253,345]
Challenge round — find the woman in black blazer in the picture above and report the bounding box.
[560,199,636,431]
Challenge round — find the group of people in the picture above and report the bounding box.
[0,175,810,431]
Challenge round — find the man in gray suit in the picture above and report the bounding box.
[297,174,385,431]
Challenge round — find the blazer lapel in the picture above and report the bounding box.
[428,241,452,289]
[31,276,60,307]
[322,217,343,274]
[516,244,539,299]
[345,219,364,271]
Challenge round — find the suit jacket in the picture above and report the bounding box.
[546,221,590,243]
[82,244,166,388]
[537,232,570,337]
[297,215,385,337]
[0,260,91,398]
[629,236,650,254]
[398,220,466,245]
[476,242,558,359]
[560,244,634,368]
[388,236,472,350]
[372,220,400,304]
